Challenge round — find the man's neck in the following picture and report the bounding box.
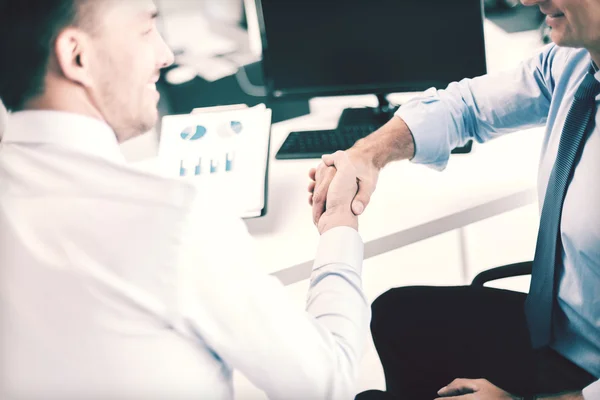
[23,80,105,125]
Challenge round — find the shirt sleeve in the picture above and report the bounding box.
[177,199,369,400]
[396,43,559,170]
[583,379,600,400]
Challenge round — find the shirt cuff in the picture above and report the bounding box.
[582,379,600,400]
[395,87,452,171]
[313,226,364,274]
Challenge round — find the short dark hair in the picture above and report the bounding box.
[0,0,84,111]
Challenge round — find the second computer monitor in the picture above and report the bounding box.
[256,0,487,99]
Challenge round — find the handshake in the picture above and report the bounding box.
[307,148,381,235]
[307,117,414,234]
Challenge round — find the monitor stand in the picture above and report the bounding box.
[335,93,472,154]
[337,93,398,130]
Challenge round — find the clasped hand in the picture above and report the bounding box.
[307,151,361,234]
[308,148,380,230]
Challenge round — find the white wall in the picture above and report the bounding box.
[156,0,244,23]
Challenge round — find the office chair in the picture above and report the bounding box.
[471,260,533,287]
[355,263,535,400]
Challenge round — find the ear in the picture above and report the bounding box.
[53,27,94,88]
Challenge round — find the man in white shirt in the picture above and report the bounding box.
[0,1,369,399]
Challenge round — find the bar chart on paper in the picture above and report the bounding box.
[176,121,243,177]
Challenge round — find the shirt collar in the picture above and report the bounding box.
[3,110,125,163]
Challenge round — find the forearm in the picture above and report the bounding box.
[352,116,415,169]
[182,207,369,399]
[360,46,556,172]
[304,226,370,397]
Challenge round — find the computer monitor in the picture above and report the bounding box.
[256,0,487,159]
[255,0,487,112]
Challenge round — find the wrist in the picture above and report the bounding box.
[353,116,415,169]
[318,208,358,234]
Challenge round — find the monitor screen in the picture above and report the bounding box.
[256,0,487,99]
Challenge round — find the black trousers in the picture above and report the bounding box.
[356,286,596,400]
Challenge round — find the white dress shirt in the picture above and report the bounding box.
[0,110,370,400]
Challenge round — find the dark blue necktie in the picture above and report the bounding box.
[525,67,600,349]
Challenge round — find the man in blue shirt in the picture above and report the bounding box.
[310,0,600,399]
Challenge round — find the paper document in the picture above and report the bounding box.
[159,104,272,218]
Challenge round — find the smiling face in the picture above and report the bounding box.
[82,0,174,141]
[522,0,600,50]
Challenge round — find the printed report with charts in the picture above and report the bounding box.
[158,104,272,218]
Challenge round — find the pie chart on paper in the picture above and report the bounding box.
[217,121,244,139]
[231,121,243,134]
[180,125,207,141]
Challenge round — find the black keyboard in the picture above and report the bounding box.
[275,124,473,160]
[275,125,379,160]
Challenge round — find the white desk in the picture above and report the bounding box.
[246,102,543,285]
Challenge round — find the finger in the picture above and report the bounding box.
[434,395,476,400]
[308,181,316,194]
[321,155,332,166]
[309,193,313,206]
[438,379,474,396]
[309,167,317,181]
[352,169,379,215]
[323,151,351,170]
[312,167,336,225]
[321,153,335,167]
[436,387,465,397]
[312,167,334,224]
[351,179,374,215]
[351,199,365,215]
[438,379,479,396]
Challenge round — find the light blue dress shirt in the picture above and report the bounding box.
[396,44,600,399]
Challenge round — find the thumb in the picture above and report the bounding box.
[351,198,365,216]
[351,180,374,215]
